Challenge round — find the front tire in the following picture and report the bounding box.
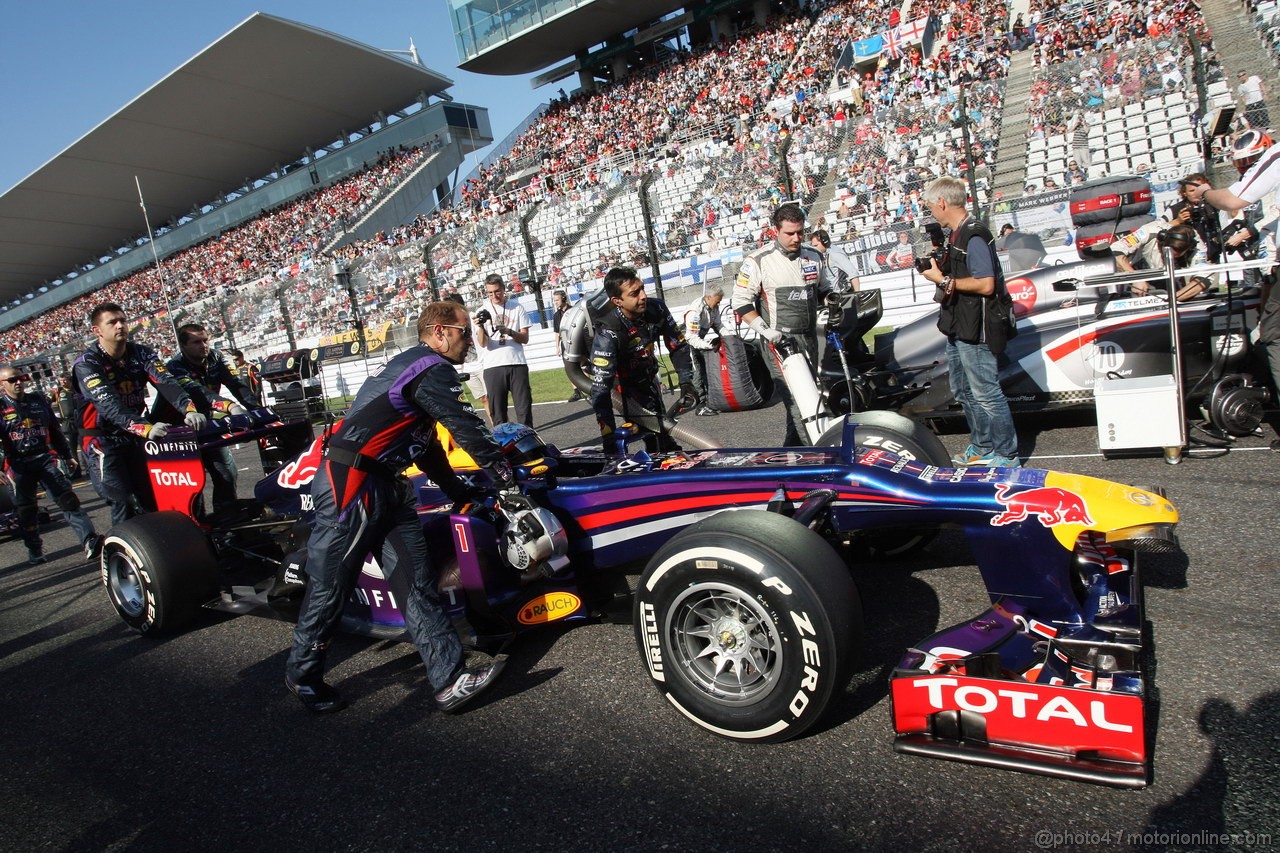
[634,511,861,742]
[101,511,219,636]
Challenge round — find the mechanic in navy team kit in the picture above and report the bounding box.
[0,367,101,565]
[285,301,516,714]
[588,266,696,454]
[732,202,840,446]
[158,323,260,514]
[72,303,207,527]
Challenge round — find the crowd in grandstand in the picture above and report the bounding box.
[0,0,1236,362]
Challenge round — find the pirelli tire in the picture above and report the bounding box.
[817,411,947,557]
[634,510,862,743]
[101,511,219,636]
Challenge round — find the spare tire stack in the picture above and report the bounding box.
[1069,175,1155,259]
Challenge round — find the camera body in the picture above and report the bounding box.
[914,221,948,274]
[1171,200,1222,252]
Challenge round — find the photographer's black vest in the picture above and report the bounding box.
[937,217,1009,352]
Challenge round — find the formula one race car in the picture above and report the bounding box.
[854,258,1271,437]
[99,408,1179,787]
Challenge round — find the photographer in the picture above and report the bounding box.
[1170,174,1223,264]
[918,177,1020,468]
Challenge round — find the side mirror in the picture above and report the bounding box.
[1053,278,1081,292]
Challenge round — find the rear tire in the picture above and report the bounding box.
[817,411,948,557]
[634,511,861,742]
[101,511,219,636]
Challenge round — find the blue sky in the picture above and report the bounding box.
[0,0,553,194]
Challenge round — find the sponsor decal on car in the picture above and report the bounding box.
[892,674,1145,762]
[518,591,582,625]
[991,483,1094,527]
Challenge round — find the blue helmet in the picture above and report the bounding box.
[492,423,547,466]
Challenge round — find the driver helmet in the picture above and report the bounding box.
[492,423,547,466]
[1231,129,1273,173]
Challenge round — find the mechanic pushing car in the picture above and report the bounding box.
[285,301,519,715]
[0,366,101,566]
[588,266,697,454]
[73,302,206,526]
[157,322,260,514]
[732,202,841,446]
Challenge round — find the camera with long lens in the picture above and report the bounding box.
[914,221,948,274]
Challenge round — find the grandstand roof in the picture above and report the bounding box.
[0,12,454,303]
[456,0,689,75]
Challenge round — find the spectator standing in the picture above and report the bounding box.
[919,177,1020,467]
[1238,72,1270,129]
[285,302,513,714]
[473,274,533,426]
[0,367,101,565]
[72,303,206,526]
[732,203,837,446]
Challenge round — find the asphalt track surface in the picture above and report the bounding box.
[1,397,1277,853]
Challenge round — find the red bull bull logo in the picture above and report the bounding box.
[990,484,1094,527]
[277,435,325,490]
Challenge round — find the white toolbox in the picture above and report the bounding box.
[1094,374,1184,451]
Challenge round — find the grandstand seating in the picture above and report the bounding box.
[0,0,1247,365]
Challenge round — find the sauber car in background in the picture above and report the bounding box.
[98,408,1179,787]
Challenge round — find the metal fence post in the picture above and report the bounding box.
[638,172,665,299]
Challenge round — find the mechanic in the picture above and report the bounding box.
[0,367,101,565]
[732,202,839,446]
[1185,128,1280,449]
[1112,222,1209,300]
[227,349,264,406]
[552,289,584,403]
[589,266,696,454]
[285,301,515,715]
[809,229,862,293]
[682,284,725,417]
[72,303,206,527]
[918,177,1020,468]
[473,274,533,427]
[53,375,82,469]
[158,323,260,514]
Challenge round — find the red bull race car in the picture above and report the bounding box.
[98,407,1179,788]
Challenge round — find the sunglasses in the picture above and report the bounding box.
[0,375,27,384]
[439,324,473,338]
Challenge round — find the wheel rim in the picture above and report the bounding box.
[665,581,782,705]
[105,548,145,619]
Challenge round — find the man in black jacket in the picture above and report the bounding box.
[285,301,515,715]
[72,304,206,526]
[919,177,1020,467]
[0,367,101,565]
[588,267,695,453]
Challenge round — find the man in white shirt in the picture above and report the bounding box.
[473,274,534,426]
[1239,72,1270,129]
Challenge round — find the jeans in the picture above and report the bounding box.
[945,337,1018,457]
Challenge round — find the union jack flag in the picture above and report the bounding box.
[881,25,904,58]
